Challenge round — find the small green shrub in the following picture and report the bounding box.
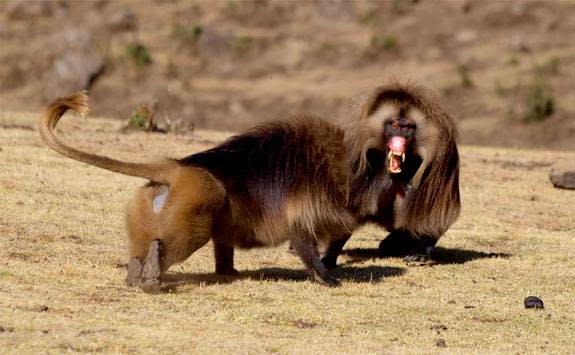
[171,23,203,47]
[506,55,520,66]
[535,57,560,76]
[230,35,253,56]
[126,42,152,67]
[365,33,399,59]
[456,64,474,89]
[522,79,555,123]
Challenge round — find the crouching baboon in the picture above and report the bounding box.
[40,93,355,292]
[321,84,461,269]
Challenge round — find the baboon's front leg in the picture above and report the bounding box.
[291,236,341,287]
[320,233,352,271]
[214,242,239,276]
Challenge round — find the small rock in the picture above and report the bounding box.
[107,8,137,32]
[524,296,544,309]
[549,167,575,190]
[32,305,49,312]
[464,304,476,309]
[293,319,318,328]
[45,30,104,100]
[509,34,531,53]
[436,338,447,347]
[5,0,54,20]
[455,29,478,44]
[0,326,15,333]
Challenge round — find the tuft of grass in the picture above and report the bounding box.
[522,78,555,123]
[126,42,152,67]
[359,8,378,26]
[364,33,399,59]
[494,80,507,97]
[391,0,419,15]
[127,105,149,129]
[506,54,520,66]
[171,23,203,48]
[534,57,561,76]
[457,64,474,89]
[230,35,253,56]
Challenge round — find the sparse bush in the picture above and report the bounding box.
[171,23,203,48]
[506,55,520,66]
[522,78,555,123]
[391,0,418,15]
[126,42,152,67]
[230,35,253,56]
[365,33,399,59]
[359,8,377,25]
[456,64,474,89]
[494,80,507,97]
[127,105,149,129]
[535,57,560,76]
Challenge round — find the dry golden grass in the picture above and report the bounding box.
[1,111,574,354]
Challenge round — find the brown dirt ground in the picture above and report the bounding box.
[0,110,574,353]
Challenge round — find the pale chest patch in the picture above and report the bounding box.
[152,185,169,213]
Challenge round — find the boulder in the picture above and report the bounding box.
[45,30,104,100]
[549,165,575,190]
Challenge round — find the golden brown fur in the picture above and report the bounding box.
[40,93,354,291]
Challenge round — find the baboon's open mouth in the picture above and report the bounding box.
[387,136,406,174]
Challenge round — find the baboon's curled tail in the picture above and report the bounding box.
[39,92,178,183]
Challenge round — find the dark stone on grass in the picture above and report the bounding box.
[436,338,447,347]
[549,168,575,190]
[524,296,544,309]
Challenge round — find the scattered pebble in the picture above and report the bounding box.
[32,305,49,312]
[524,296,544,309]
[436,338,447,348]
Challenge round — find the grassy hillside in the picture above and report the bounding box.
[1,0,574,149]
[0,111,574,353]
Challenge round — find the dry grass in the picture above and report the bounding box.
[1,111,574,354]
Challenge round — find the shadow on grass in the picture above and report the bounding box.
[341,246,511,265]
[162,265,405,289]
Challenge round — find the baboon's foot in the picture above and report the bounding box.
[140,240,164,294]
[379,232,437,257]
[125,257,144,287]
[404,246,436,266]
[312,271,342,288]
[216,267,240,276]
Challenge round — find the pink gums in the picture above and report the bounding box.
[388,136,406,153]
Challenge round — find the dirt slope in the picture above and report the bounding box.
[0,111,574,353]
[0,0,574,149]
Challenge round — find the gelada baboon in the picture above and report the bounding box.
[321,83,461,269]
[40,93,355,292]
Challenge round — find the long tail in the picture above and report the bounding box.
[39,92,178,183]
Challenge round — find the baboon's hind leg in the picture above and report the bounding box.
[124,239,164,293]
[291,236,341,287]
[140,240,164,293]
[125,258,144,287]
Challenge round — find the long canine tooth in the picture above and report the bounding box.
[401,153,405,162]
[388,150,393,161]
